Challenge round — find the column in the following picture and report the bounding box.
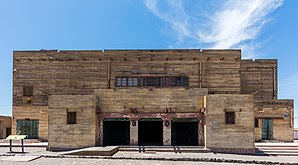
[198,119,204,145]
[163,119,171,146]
[130,120,138,145]
[98,119,103,146]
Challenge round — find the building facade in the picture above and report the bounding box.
[0,115,12,139]
[12,49,294,153]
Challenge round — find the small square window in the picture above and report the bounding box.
[67,112,76,124]
[255,118,259,128]
[225,112,235,124]
[23,86,33,96]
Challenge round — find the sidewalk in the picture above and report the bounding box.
[0,143,298,164]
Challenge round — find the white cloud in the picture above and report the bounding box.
[144,0,283,58]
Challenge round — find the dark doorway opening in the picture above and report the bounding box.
[172,119,198,146]
[6,127,11,138]
[138,119,163,146]
[103,119,130,146]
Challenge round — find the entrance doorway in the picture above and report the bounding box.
[6,127,11,138]
[138,119,163,146]
[171,118,198,146]
[16,119,39,139]
[262,118,273,140]
[103,119,130,146]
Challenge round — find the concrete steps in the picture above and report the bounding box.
[256,143,298,156]
[61,146,119,156]
[119,146,210,153]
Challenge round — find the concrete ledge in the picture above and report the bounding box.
[40,155,290,164]
[119,146,210,153]
[61,146,119,156]
[209,148,255,154]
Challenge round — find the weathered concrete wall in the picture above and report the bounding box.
[14,49,241,99]
[48,95,96,150]
[254,99,294,142]
[241,59,277,100]
[12,49,294,148]
[206,94,255,154]
[95,88,207,113]
[12,106,48,140]
[12,49,241,141]
[0,116,12,139]
[13,51,50,106]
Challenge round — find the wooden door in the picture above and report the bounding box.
[262,118,273,140]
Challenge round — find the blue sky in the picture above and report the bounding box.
[0,0,297,127]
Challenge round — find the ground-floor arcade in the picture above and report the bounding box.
[98,113,204,146]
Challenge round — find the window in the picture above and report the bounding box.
[116,76,188,87]
[67,112,76,124]
[23,86,33,96]
[225,112,235,124]
[144,77,163,86]
[116,78,122,86]
[165,77,188,86]
[255,118,259,128]
[128,78,138,86]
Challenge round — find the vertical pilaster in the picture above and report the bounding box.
[163,119,171,146]
[198,119,204,145]
[130,120,138,145]
[98,119,103,146]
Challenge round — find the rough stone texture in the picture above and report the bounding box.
[255,106,294,142]
[94,88,207,114]
[241,60,294,142]
[48,95,96,150]
[12,106,48,141]
[12,49,294,150]
[241,59,277,100]
[0,116,11,139]
[206,94,255,154]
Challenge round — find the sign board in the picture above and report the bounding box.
[6,135,27,153]
[6,135,26,140]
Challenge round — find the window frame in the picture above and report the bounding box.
[67,112,77,124]
[115,76,188,87]
[23,86,33,96]
[225,111,235,124]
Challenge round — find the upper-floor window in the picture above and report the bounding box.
[165,77,188,86]
[116,76,188,87]
[23,86,33,96]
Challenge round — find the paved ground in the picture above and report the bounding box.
[0,157,252,165]
[0,142,298,164]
